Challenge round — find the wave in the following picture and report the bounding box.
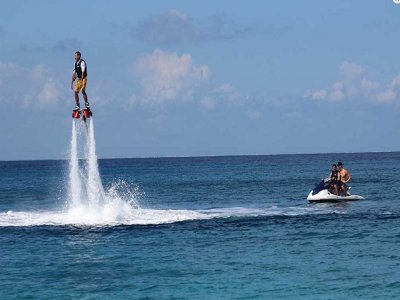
[0,205,344,227]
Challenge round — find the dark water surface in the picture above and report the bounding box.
[1,153,399,299]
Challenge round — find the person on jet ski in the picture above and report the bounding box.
[328,164,339,195]
[337,161,352,196]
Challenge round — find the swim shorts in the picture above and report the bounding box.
[75,78,87,92]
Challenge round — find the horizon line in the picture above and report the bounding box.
[1,150,399,163]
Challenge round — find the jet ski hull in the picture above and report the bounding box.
[307,190,364,203]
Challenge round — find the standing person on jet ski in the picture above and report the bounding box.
[71,51,90,110]
[337,161,352,196]
[328,164,339,195]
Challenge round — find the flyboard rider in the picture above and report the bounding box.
[71,51,90,110]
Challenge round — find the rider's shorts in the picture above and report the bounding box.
[75,78,87,92]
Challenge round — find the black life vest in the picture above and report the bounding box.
[330,170,339,182]
[74,59,87,79]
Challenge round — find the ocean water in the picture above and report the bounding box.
[1,126,400,299]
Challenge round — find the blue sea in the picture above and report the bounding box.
[1,153,400,299]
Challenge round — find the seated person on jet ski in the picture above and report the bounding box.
[328,164,339,195]
[337,161,352,196]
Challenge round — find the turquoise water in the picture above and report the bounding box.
[1,153,400,299]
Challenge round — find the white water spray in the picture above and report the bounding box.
[85,119,106,207]
[68,120,82,207]
[65,118,142,224]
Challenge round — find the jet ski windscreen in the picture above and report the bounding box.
[312,180,329,195]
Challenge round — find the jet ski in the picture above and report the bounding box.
[307,179,364,203]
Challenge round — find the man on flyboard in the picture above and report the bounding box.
[71,51,92,119]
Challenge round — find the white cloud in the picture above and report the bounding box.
[132,49,210,105]
[329,82,346,102]
[286,112,297,118]
[215,83,235,94]
[0,62,22,104]
[168,9,188,21]
[215,84,244,105]
[305,61,400,104]
[54,37,83,52]
[37,78,60,107]
[131,9,254,45]
[0,61,61,108]
[0,62,21,76]
[391,74,400,88]
[30,64,46,81]
[339,61,364,80]
[361,78,380,91]
[374,89,397,103]
[304,89,327,101]
[132,10,196,45]
[199,83,246,110]
[247,109,263,120]
[200,96,216,110]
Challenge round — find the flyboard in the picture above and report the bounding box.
[72,106,93,122]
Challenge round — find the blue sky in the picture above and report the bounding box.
[1,0,400,160]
